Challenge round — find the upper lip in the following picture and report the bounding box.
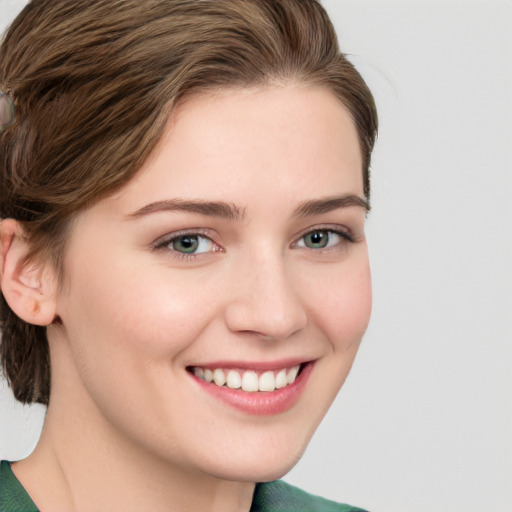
[187,358,314,371]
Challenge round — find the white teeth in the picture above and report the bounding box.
[275,369,288,389]
[213,368,226,386]
[226,370,241,389]
[259,371,275,392]
[192,364,303,392]
[287,365,300,384]
[241,371,259,392]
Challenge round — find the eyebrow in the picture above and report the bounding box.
[292,194,370,217]
[126,194,369,221]
[126,198,246,221]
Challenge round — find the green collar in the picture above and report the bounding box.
[0,461,38,512]
[251,479,367,511]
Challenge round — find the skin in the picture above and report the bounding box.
[1,86,372,512]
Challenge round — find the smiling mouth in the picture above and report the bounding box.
[187,364,305,393]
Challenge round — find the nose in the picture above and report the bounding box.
[224,251,308,341]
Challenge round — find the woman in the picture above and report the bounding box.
[0,1,377,511]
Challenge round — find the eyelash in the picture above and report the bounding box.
[294,226,354,250]
[152,229,220,261]
[152,225,354,260]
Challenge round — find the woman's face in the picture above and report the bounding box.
[51,86,371,481]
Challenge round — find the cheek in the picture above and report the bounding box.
[307,255,372,350]
[70,266,214,362]
[56,258,215,424]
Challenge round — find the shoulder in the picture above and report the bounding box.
[251,480,369,512]
[0,461,38,512]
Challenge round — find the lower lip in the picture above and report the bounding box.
[189,362,314,416]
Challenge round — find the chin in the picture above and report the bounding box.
[197,433,311,483]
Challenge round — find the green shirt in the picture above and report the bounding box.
[1,460,368,512]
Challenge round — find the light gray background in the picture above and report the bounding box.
[1,1,510,511]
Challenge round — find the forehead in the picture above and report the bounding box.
[110,85,364,212]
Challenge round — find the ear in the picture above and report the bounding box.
[0,219,58,326]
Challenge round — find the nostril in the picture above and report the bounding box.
[224,293,307,341]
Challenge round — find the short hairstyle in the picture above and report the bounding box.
[0,0,378,405]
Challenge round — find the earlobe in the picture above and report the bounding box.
[0,219,57,326]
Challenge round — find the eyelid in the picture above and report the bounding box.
[152,228,222,254]
[292,224,354,247]
[150,224,356,258]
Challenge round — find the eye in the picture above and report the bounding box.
[170,234,211,254]
[154,232,219,256]
[295,228,352,250]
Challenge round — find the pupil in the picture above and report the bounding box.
[176,236,198,253]
[307,231,328,248]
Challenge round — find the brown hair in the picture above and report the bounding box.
[0,0,378,405]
